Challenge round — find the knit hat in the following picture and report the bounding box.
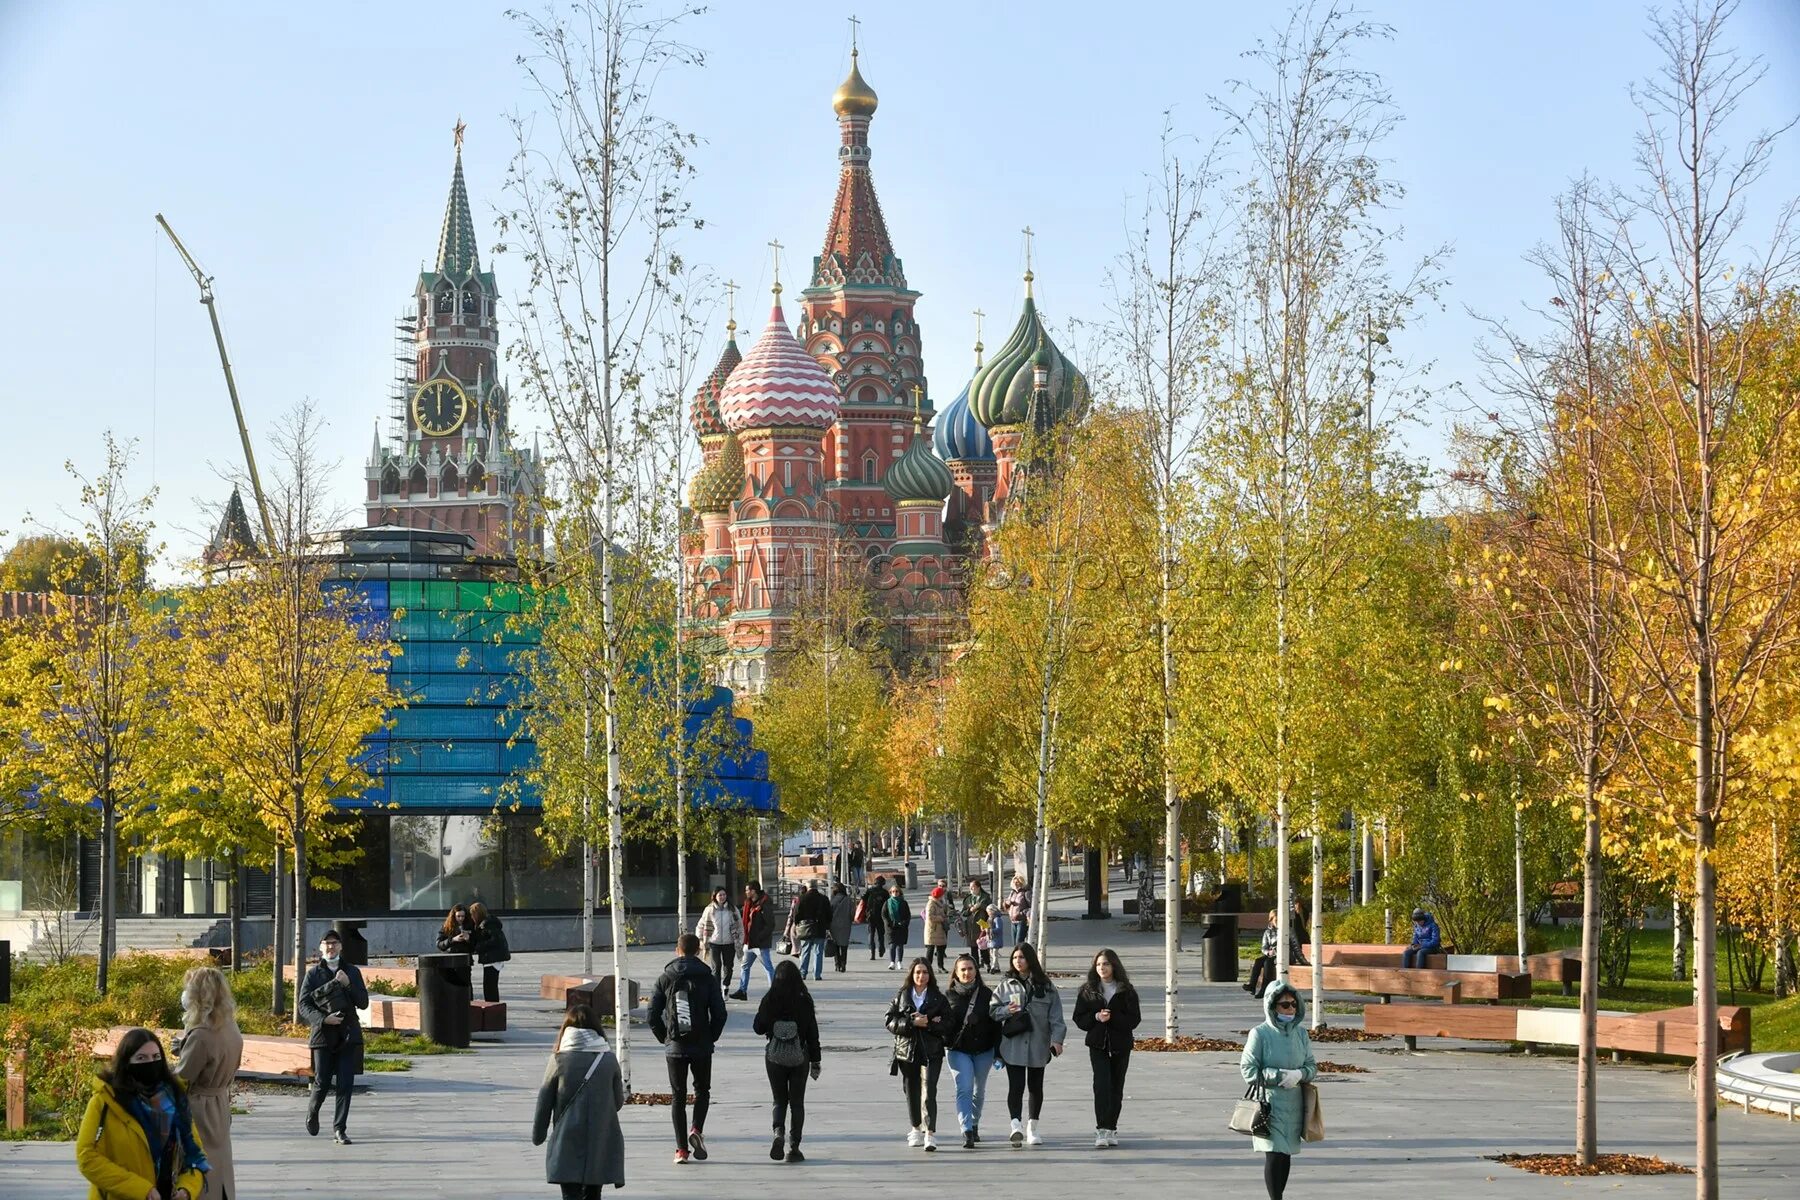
[931,884,946,898]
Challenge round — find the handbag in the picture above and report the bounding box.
[1301,1082,1325,1142]
[1228,1083,1272,1138]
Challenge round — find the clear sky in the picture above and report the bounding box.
[2,1,1797,567]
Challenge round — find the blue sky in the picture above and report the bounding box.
[2,1,1797,567]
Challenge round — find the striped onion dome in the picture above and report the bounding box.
[686,431,744,514]
[883,425,953,504]
[689,330,742,438]
[931,382,994,462]
[719,299,841,432]
[967,291,1087,430]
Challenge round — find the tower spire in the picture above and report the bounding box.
[973,308,986,369]
[768,240,784,299]
[1022,226,1035,298]
[436,120,479,278]
[725,279,739,338]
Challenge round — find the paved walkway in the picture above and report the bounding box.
[5,877,1796,1198]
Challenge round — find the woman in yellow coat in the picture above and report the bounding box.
[76,1027,209,1200]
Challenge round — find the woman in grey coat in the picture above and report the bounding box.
[533,1008,627,1199]
[1238,980,1318,1199]
[828,882,855,972]
[989,941,1066,1148]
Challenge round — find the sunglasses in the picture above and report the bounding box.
[1274,1000,1298,1008]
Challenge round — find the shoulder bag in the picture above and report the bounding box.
[1228,1083,1272,1138]
[1301,1081,1325,1142]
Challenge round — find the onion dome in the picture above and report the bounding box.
[967,285,1088,430]
[689,326,742,438]
[931,383,994,462]
[884,426,953,504]
[687,431,744,514]
[832,47,879,118]
[719,297,841,432]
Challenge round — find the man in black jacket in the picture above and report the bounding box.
[648,933,729,1164]
[862,874,890,961]
[730,883,776,1001]
[794,880,834,982]
[298,928,369,1144]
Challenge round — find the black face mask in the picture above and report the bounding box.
[125,1060,164,1090]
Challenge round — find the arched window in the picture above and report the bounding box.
[408,464,428,495]
[862,454,877,484]
[434,284,454,314]
[858,385,877,405]
[467,463,487,494]
[380,468,400,496]
[461,284,480,315]
[441,463,461,495]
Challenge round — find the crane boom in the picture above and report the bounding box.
[154,213,279,552]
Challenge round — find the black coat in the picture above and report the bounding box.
[473,915,511,964]
[752,989,822,1065]
[943,980,1001,1055]
[859,883,887,924]
[885,982,949,1063]
[647,954,729,1059]
[742,898,775,949]
[298,961,368,1070]
[1072,983,1142,1054]
[883,894,913,943]
[793,889,833,940]
[435,924,475,953]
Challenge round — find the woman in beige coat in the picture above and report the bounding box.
[174,967,244,1199]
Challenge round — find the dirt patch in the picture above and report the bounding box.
[1309,1027,1390,1043]
[626,1092,695,1106]
[1314,1061,1370,1074]
[1135,1036,1245,1052]
[1487,1153,1691,1177]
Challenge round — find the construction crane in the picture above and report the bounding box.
[154,214,278,551]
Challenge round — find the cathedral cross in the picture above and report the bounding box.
[768,239,785,296]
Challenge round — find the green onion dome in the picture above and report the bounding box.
[967,291,1087,430]
[686,431,744,514]
[882,426,953,504]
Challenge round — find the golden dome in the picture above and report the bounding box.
[832,49,878,118]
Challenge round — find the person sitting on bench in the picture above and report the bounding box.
[1402,908,1442,968]
[1244,911,1306,998]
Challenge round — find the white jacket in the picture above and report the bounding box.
[696,902,742,947]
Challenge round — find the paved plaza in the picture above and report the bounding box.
[5,880,1796,1199]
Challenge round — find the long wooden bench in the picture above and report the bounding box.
[92,1027,312,1077]
[1316,945,1580,993]
[1288,962,1532,1002]
[1364,1002,1751,1057]
[362,995,508,1033]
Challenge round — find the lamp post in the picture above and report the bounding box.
[1358,312,1388,911]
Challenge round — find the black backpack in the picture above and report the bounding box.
[666,974,696,1038]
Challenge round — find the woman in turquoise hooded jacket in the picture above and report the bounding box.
[1238,980,1317,1198]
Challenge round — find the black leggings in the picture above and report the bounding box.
[1088,1046,1130,1128]
[765,1060,809,1140]
[710,944,737,989]
[1264,1150,1291,1199]
[898,1055,943,1131]
[666,1057,712,1147]
[930,944,947,968]
[560,1187,601,1200]
[1005,1063,1045,1120]
[834,942,849,971]
[482,965,501,1003]
[1247,954,1277,996]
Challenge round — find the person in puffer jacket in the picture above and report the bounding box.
[1239,981,1318,1199]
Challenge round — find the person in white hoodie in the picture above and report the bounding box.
[695,887,743,992]
[533,1008,626,1199]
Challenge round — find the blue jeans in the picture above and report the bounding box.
[946,1048,995,1131]
[737,946,775,993]
[1402,943,1440,968]
[889,939,907,965]
[799,937,827,979]
[1010,919,1028,948]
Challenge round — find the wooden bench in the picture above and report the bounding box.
[1315,945,1579,992]
[360,995,508,1033]
[541,975,640,1016]
[1364,1003,1750,1057]
[1288,963,1532,1002]
[92,1027,312,1077]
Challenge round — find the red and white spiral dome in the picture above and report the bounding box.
[718,299,841,432]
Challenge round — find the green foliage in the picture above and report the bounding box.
[1322,902,1390,944]
[361,1031,464,1055]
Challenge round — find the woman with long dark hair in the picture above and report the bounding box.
[989,941,1065,1148]
[753,960,822,1162]
[885,956,949,1150]
[942,953,1001,1148]
[1071,948,1142,1148]
[77,1027,209,1200]
[436,903,475,952]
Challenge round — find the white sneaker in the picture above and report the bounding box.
[1026,1119,1043,1147]
[888,962,899,971]
[1107,1129,1120,1147]
[1009,1118,1025,1147]
[923,1130,938,1152]
[907,1126,924,1147]
[1094,1128,1108,1148]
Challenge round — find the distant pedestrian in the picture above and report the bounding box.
[886,957,949,1151]
[754,960,822,1163]
[1004,875,1032,948]
[962,879,995,971]
[923,883,953,970]
[991,941,1065,1148]
[696,887,743,990]
[1071,949,1141,1148]
[77,1026,210,1200]
[532,1006,626,1199]
[299,928,367,1144]
[848,840,866,887]
[647,933,729,1164]
[861,875,890,961]
[1239,981,1318,1199]
[731,883,777,1000]
[174,966,242,1199]
[942,953,1000,1148]
[883,882,913,970]
[436,903,476,953]
[828,882,854,973]
[469,901,511,1003]
[794,880,833,981]
[1402,908,1443,969]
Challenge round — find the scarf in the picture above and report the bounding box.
[558,1026,612,1055]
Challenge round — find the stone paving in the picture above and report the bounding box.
[5,875,1797,1199]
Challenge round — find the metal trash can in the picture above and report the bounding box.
[416,952,472,1048]
[904,860,919,891]
[1200,913,1239,983]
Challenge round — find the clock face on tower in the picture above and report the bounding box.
[412,379,469,437]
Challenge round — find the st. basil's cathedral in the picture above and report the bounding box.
[682,43,1088,692]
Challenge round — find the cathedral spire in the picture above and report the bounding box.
[812,22,904,292]
[436,120,479,279]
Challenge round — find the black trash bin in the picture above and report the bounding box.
[416,952,472,1048]
[1200,913,1239,983]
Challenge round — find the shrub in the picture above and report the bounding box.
[1322,903,1391,945]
